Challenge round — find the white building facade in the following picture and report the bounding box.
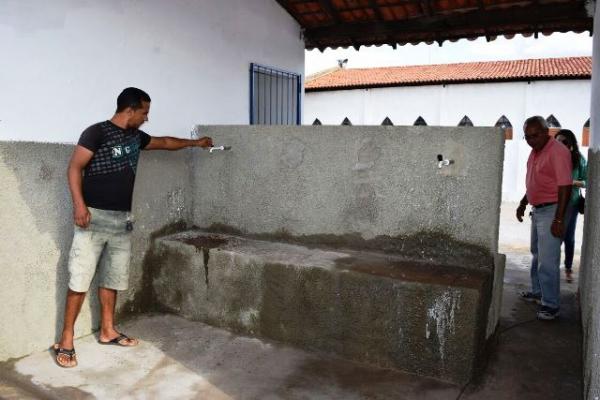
[0,0,305,144]
[305,66,590,202]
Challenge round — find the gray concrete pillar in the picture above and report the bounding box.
[581,2,600,398]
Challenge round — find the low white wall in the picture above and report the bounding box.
[305,79,590,201]
[0,0,304,143]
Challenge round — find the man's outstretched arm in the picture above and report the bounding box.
[145,136,213,151]
[67,145,94,228]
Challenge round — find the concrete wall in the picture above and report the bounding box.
[191,125,506,344]
[0,142,191,361]
[304,79,591,201]
[581,5,600,399]
[192,126,504,253]
[0,125,506,363]
[581,150,600,400]
[0,0,304,144]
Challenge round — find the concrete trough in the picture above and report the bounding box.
[0,126,505,385]
[150,230,499,385]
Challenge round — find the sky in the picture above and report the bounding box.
[305,32,593,76]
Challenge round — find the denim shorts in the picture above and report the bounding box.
[67,207,132,292]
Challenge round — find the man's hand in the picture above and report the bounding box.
[196,136,213,148]
[73,204,91,228]
[67,145,94,227]
[516,203,527,222]
[551,219,565,238]
[552,184,571,238]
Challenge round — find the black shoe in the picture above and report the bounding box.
[537,305,560,320]
[519,291,541,304]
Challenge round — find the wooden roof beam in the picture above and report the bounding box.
[367,0,392,47]
[318,0,342,23]
[420,0,433,17]
[477,0,491,40]
[367,0,386,21]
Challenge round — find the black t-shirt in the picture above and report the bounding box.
[77,121,151,211]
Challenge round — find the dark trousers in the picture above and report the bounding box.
[563,204,579,270]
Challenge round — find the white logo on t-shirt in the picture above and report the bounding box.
[112,146,123,158]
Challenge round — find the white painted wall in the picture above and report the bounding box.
[0,0,304,143]
[305,80,591,201]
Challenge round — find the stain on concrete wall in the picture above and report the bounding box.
[280,138,306,169]
[426,289,462,361]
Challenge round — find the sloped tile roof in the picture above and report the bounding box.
[305,56,591,91]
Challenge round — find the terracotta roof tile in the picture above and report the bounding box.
[305,57,591,91]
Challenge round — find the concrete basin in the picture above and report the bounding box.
[148,230,499,385]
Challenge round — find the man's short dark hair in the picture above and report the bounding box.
[116,87,151,112]
[523,115,549,132]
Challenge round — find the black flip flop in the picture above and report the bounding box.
[52,344,77,368]
[98,333,138,347]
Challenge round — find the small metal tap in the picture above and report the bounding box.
[209,145,232,153]
[437,154,454,169]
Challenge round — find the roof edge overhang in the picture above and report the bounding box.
[305,75,591,92]
[276,1,593,50]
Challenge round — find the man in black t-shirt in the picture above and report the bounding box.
[77,119,152,211]
[53,87,213,368]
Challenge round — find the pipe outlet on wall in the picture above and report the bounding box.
[437,154,454,169]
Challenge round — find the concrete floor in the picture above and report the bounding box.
[0,203,583,400]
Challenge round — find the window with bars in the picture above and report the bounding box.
[250,63,301,125]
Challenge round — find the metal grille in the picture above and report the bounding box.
[250,63,301,125]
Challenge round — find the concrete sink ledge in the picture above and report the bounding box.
[148,230,495,385]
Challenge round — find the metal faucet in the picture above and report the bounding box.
[437,154,454,169]
[209,145,232,153]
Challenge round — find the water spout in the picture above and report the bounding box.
[437,154,454,169]
[209,145,232,153]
